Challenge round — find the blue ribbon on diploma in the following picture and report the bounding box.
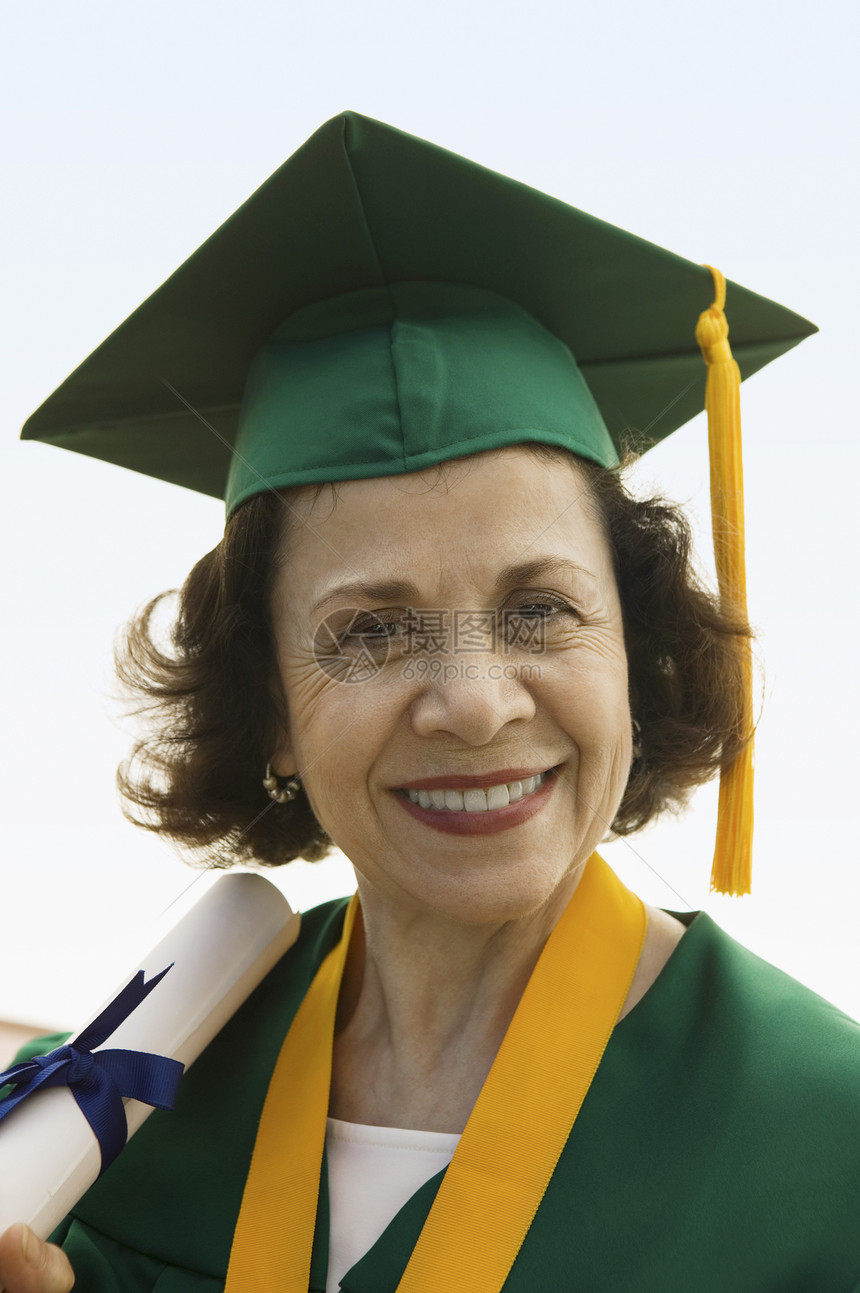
[0,965,184,1174]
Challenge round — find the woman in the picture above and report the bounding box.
[2,112,857,1292]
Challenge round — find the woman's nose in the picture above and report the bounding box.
[408,651,537,746]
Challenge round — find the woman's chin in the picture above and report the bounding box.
[357,857,585,931]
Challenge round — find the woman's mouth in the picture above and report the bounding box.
[394,766,561,836]
[403,770,549,812]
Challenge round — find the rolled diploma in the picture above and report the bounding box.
[0,872,300,1242]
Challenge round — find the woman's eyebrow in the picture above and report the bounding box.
[310,558,594,615]
[493,556,597,590]
[311,578,422,615]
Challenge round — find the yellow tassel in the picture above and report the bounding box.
[696,267,754,896]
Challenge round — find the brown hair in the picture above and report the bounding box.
[116,450,752,865]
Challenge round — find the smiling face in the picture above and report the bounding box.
[269,447,633,927]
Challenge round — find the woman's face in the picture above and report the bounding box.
[270,447,632,926]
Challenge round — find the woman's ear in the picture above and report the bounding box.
[268,725,297,779]
[266,663,296,777]
[262,715,301,802]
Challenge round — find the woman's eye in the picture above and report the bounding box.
[510,604,553,621]
[505,597,574,622]
[339,613,403,647]
[501,597,577,644]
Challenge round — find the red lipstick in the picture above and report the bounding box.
[395,768,551,791]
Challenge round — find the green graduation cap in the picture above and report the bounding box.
[21,110,814,516]
[21,110,817,897]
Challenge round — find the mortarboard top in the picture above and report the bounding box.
[21,110,816,515]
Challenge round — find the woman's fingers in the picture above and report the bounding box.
[0,1224,74,1292]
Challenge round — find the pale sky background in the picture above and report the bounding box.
[1,0,857,1032]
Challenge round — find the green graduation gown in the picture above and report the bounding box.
[23,898,860,1291]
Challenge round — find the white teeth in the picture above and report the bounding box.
[486,784,510,810]
[405,772,547,813]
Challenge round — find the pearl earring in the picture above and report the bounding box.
[263,762,302,804]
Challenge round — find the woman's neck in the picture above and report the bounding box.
[329,878,579,1133]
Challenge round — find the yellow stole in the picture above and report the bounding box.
[224,853,646,1292]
